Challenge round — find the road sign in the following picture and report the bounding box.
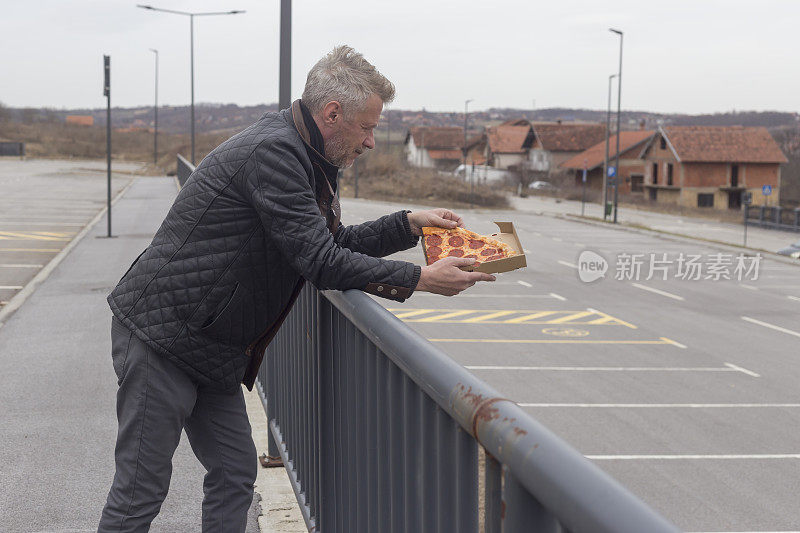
[608,166,616,177]
[762,185,772,196]
[582,168,587,183]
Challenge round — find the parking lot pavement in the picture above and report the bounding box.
[341,197,800,532]
[0,159,141,314]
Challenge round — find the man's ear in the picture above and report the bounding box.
[321,101,342,127]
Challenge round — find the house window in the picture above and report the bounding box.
[697,193,714,208]
[660,137,667,150]
[731,164,739,187]
[667,163,674,186]
[652,162,658,184]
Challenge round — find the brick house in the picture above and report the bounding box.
[639,126,787,209]
[404,126,464,170]
[484,120,536,170]
[560,130,654,194]
[529,122,607,176]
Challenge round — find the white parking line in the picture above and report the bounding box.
[411,293,556,299]
[788,296,800,302]
[552,237,563,242]
[520,403,800,408]
[523,249,531,254]
[741,316,800,339]
[0,286,24,290]
[0,264,43,268]
[586,454,800,460]
[558,260,577,269]
[739,283,758,290]
[724,362,760,377]
[517,280,532,288]
[632,282,685,301]
[549,292,566,301]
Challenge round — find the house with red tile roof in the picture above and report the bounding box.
[484,121,536,170]
[560,130,655,194]
[530,122,607,176]
[404,126,465,170]
[639,126,787,209]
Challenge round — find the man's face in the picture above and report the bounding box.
[324,94,382,168]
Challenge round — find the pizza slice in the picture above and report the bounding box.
[421,226,517,266]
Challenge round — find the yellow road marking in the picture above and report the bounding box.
[393,309,436,319]
[462,310,517,323]
[505,311,559,324]
[388,308,637,327]
[0,231,72,241]
[0,248,61,253]
[546,311,594,324]
[415,310,476,322]
[428,339,676,345]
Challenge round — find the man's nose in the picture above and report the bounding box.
[363,131,375,150]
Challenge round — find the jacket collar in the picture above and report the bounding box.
[291,99,339,179]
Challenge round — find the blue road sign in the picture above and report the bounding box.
[608,166,616,177]
[762,184,772,196]
[582,168,587,183]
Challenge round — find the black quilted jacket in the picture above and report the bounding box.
[108,101,421,392]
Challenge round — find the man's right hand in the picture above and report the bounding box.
[416,257,496,296]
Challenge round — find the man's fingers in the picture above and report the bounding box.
[434,216,458,228]
[466,272,496,282]
[441,256,477,267]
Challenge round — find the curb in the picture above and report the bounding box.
[552,212,800,268]
[0,177,138,329]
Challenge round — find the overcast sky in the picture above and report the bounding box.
[1,0,798,115]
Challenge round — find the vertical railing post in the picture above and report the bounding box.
[266,346,281,459]
[794,207,800,230]
[774,206,783,226]
[502,467,561,533]
[317,292,336,530]
[484,453,503,533]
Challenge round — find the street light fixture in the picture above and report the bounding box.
[136,4,246,165]
[602,73,617,221]
[149,48,158,166]
[609,27,623,223]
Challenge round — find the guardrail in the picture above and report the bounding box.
[174,152,678,531]
[744,203,800,233]
[257,285,679,533]
[176,153,194,187]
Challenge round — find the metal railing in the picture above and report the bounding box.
[256,285,679,533]
[744,203,800,233]
[176,153,194,187]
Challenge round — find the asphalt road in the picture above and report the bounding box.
[0,159,137,312]
[341,196,800,533]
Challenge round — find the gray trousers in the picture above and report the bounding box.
[98,317,257,532]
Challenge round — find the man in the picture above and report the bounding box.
[98,45,495,532]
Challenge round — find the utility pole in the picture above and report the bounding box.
[103,55,113,238]
[279,0,291,110]
[603,73,617,221]
[150,48,159,165]
[610,28,623,224]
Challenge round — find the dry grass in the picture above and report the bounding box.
[339,151,510,209]
[0,120,232,175]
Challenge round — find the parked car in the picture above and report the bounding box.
[529,180,556,190]
[777,239,800,259]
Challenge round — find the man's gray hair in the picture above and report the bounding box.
[302,45,395,118]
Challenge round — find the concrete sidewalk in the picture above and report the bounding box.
[510,194,798,254]
[0,176,296,532]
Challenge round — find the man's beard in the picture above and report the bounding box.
[324,131,355,168]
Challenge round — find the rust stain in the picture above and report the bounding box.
[513,427,528,437]
[501,500,506,520]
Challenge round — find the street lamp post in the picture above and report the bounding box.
[149,48,158,166]
[464,99,473,207]
[602,73,617,221]
[609,28,623,224]
[137,5,245,165]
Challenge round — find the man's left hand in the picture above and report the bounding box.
[407,209,464,237]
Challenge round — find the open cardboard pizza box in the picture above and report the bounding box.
[461,221,527,274]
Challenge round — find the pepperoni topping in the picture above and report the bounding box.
[427,255,440,265]
[463,254,477,259]
[480,248,496,256]
[426,245,442,256]
[447,235,464,247]
[426,234,443,246]
[447,249,464,257]
[487,254,504,261]
[469,239,485,249]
